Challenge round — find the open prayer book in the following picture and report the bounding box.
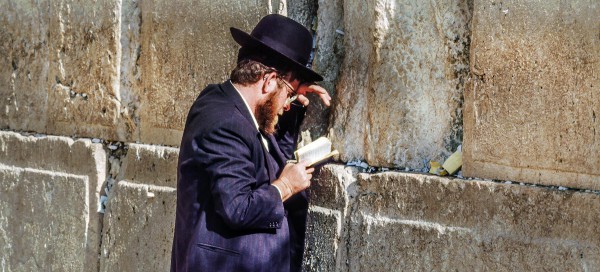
[291,137,339,167]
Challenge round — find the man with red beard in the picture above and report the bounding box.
[171,14,331,272]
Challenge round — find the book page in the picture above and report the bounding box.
[295,137,331,165]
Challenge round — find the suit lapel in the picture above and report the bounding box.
[221,80,286,180]
[257,132,277,181]
[266,134,286,167]
[221,80,256,130]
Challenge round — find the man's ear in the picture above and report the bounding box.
[262,72,278,94]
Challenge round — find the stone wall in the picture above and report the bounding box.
[1,0,600,271]
[0,132,106,271]
[304,165,600,271]
[0,0,285,145]
[328,0,472,169]
[0,0,286,270]
[100,144,178,271]
[464,0,600,189]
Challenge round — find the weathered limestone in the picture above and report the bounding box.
[116,143,179,187]
[0,0,131,141]
[298,0,344,140]
[0,1,50,133]
[0,167,89,271]
[304,168,600,271]
[303,164,357,272]
[1,1,288,145]
[288,0,317,29]
[134,0,285,145]
[349,172,600,271]
[45,0,125,140]
[303,206,342,271]
[464,0,600,189]
[100,181,176,272]
[328,0,472,168]
[100,143,179,271]
[0,131,107,272]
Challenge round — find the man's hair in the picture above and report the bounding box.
[230,59,277,85]
[230,48,300,85]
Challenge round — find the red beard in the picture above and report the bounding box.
[256,90,281,135]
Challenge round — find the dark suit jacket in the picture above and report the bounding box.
[171,81,308,272]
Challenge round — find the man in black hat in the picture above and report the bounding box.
[170,14,331,272]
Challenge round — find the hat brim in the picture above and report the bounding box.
[230,27,323,82]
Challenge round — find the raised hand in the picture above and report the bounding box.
[295,82,332,107]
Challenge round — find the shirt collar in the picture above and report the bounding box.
[229,80,270,152]
[229,80,260,131]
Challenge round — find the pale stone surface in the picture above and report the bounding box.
[100,143,178,271]
[119,0,144,140]
[349,172,600,271]
[45,0,127,140]
[308,164,357,210]
[0,131,107,272]
[351,213,600,271]
[328,0,471,168]
[0,0,132,141]
[0,166,90,271]
[135,0,285,145]
[118,143,179,187]
[100,181,176,272]
[464,0,600,189]
[1,1,287,144]
[0,0,50,133]
[303,164,357,272]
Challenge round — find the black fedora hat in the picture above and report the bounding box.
[230,14,323,82]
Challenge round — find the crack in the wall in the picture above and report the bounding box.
[118,0,143,142]
[96,139,128,272]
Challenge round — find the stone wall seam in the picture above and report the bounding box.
[361,213,474,235]
[119,180,177,192]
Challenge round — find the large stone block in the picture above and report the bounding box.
[464,0,600,189]
[0,0,132,141]
[303,164,357,272]
[308,164,357,210]
[0,1,50,133]
[350,212,600,271]
[0,131,107,272]
[117,143,179,187]
[45,0,126,140]
[349,172,600,270]
[303,206,343,272]
[1,1,288,144]
[100,181,176,272]
[0,166,90,271]
[328,0,472,168]
[100,143,178,271]
[134,0,285,145]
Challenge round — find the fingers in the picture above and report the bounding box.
[296,160,309,168]
[312,86,332,107]
[306,167,315,174]
[296,95,310,106]
[297,83,332,107]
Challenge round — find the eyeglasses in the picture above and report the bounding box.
[277,76,298,105]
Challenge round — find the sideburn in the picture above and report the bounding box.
[256,90,280,135]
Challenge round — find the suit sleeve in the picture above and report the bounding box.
[195,119,285,230]
[275,101,307,159]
